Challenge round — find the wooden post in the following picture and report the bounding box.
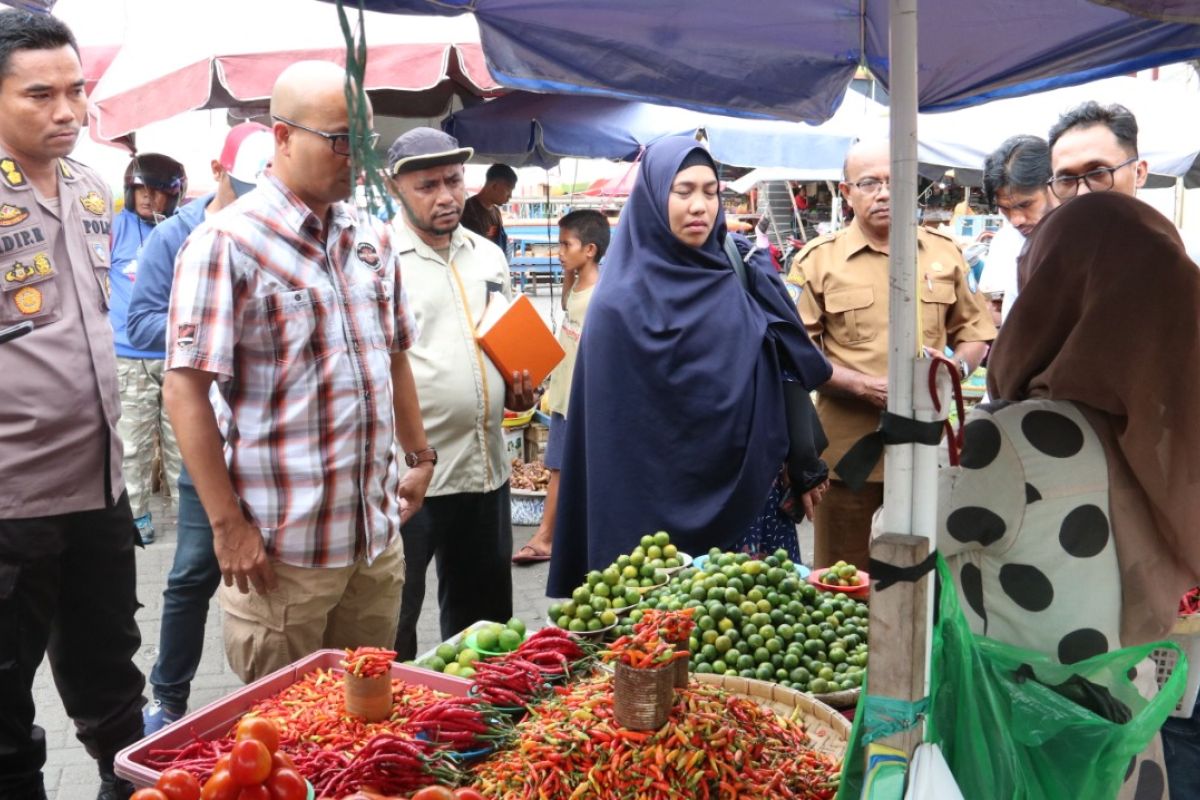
[864,533,931,760]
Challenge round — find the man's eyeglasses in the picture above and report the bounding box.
[1048,156,1137,199]
[273,116,380,157]
[847,177,889,195]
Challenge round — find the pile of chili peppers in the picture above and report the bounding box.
[471,628,595,707]
[471,677,840,800]
[341,646,397,678]
[142,669,495,796]
[604,610,694,669]
[1180,587,1200,616]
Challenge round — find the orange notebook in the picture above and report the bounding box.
[476,293,566,388]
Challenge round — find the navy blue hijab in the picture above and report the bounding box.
[547,137,830,596]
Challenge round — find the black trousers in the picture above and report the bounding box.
[394,486,514,660]
[0,492,145,796]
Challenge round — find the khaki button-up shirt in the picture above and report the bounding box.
[0,155,122,516]
[394,219,512,497]
[788,220,995,483]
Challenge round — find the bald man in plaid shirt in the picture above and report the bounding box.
[164,62,432,681]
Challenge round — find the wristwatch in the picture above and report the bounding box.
[404,446,438,468]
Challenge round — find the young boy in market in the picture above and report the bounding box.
[512,210,610,564]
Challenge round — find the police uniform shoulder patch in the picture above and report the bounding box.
[91,241,108,264]
[0,203,29,227]
[923,227,958,243]
[356,241,380,268]
[785,282,802,304]
[0,159,25,189]
[80,191,105,216]
[14,285,41,315]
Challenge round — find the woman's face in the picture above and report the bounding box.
[668,163,719,248]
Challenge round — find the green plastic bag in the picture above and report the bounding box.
[839,556,1186,799]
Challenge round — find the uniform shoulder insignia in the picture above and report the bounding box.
[58,159,73,179]
[795,232,836,261]
[0,158,26,189]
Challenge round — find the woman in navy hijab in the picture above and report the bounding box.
[547,137,832,597]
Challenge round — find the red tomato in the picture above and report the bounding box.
[411,788,456,800]
[235,716,281,754]
[264,767,306,800]
[270,752,296,773]
[200,771,239,800]
[229,739,272,787]
[236,787,271,800]
[130,790,167,800]
[156,769,202,800]
[454,790,486,800]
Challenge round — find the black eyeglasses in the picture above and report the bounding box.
[273,116,380,157]
[847,177,889,195]
[1048,156,1137,199]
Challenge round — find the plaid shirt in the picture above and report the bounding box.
[167,174,416,568]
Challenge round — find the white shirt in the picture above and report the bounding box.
[392,218,513,497]
[979,222,1024,325]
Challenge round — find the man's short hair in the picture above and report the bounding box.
[486,163,518,186]
[1047,101,1139,158]
[982,135,1051,207]
[559,209,611,261]
[0,10,78,81]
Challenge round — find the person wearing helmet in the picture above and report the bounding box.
[109,152,186,545]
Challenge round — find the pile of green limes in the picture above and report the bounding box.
[413,618,527,678]
[616,548,868,694]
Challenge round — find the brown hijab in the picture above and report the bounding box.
[988,192,1200,645]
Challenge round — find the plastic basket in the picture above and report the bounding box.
[114,650,470,788]
[510,489,545,525]
[1152,614,1200,718]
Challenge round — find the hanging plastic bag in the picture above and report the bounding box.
[903,743,964,800]
[837,556,1185,799]
[927,556,1184,799]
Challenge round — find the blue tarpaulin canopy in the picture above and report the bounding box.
[441,89,885,170]
[319,0,1200,123]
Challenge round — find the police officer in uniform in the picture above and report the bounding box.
[0,12,144,800]
[787,140,995,570]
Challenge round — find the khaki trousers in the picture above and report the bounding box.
[218,535,405,682]
[812,480,882,570]
[116,357,181,517]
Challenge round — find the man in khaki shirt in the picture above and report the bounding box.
[0,12,145,800]
[788,140,995,569]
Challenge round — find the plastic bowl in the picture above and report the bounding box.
[463,629,526,658]
[807,568,871,597]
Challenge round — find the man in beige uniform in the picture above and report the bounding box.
[788,140,995,569]
[0,11,144,800]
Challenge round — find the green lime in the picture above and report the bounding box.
[498,629,522,652]
[600,610,617,626]
[457,648,480,667]
[458,666,476,680]
[426,656,447,672]
[475,629,499,652]
[444,661,461,676]
[640,535,655,549]
[435,643,457,663]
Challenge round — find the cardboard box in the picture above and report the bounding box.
[503,426,525,462]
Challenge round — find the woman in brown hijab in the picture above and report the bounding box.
[939,192,1200,800]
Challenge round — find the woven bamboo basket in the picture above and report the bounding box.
[613,660,676,730]
[694,673,850,763]
[343,672,392,722]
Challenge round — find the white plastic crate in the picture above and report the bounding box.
[1152,614,1200,718]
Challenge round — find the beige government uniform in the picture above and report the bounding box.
[787,220,995,567]
[0,154,123,516]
